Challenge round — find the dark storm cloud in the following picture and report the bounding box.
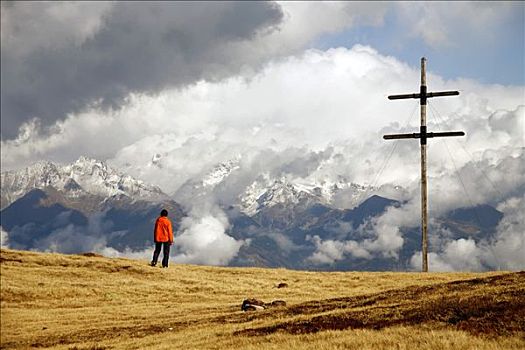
[0,1,283,139]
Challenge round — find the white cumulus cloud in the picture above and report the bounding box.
[172,210,245,266]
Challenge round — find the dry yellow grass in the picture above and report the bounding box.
[1,248,524,350]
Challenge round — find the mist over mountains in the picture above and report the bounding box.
[0,156,513,271]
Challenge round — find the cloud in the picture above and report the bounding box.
[306,199,414,265]
[395,2,517,49]
[96,246,152,261]
[408,194,525,272]
[306,235,371,265]
[0,2,113,57]
[410,239,485,272]
[2,202,244,264]
[265,232,301,254]
[31,211,116,254]
[354,144,523,265]
[306,108,523,267]
[3,210,152,260]
[306,235,346,265]
[33,223,110,255]
[491,195,525,270]
[2,1,522,140]
[272,2,387,49]
[172,211,245,266]
[0,1,394,140]
[359,212,409,258]
[310,187,524,271]
[1,1,284,138]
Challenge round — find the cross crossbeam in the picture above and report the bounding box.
[383,130,465,142]
[388,90,459,101]
[383,57,465,272]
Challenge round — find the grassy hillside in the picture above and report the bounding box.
[1,248,524,350]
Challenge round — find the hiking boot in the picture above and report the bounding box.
[162,265,168,268]
[150,262,157,267]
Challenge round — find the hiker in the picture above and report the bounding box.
[150,209,174,268]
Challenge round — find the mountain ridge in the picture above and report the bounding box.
[1,156,168,210]
[0,157,506,271]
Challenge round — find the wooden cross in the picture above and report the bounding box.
[383,57,465,272]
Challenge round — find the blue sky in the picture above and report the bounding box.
[313,2,525,86]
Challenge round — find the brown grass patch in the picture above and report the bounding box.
[235,272,525,337]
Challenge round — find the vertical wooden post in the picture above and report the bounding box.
[384,57,463,272]
[420,58,428,272]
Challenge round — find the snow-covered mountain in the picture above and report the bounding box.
[239,175,370,216]
[174,158,241,204]
[1,157,167,209]
[201,159,241,188]
[174,156,372,215]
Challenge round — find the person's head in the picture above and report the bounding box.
[160,209,168,217]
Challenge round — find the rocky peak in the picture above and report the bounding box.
[1,157,167,209]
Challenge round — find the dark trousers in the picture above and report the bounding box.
[152,242,171,267]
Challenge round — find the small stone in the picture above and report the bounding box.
[241,298,266,311]
[244,304,265,312]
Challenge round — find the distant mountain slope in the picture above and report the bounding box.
[446,204,504,234]
[228,193,503,271]
[0,189,89,250]
[1,187,184,253]
[1,182,504,270]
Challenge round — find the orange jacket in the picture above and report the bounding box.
[154,216,173,243]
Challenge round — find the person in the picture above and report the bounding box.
[150,209,174,268]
